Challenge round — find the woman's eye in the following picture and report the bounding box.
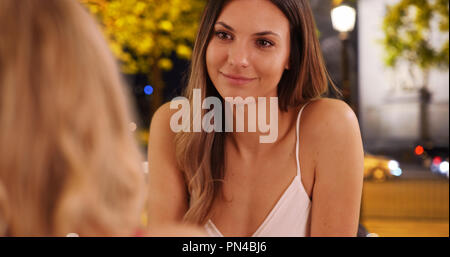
[256,39,274,48]
[215,31,232,41]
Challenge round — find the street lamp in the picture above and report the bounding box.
[332,5,362,227]
[331,4,356,110]
[331,5,356,36]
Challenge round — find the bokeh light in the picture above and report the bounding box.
[415,145,424,155]
[144,85,154,95]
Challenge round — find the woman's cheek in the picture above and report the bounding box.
[206,45,218,80]
[255,56,285,86]
[207,41,225,61]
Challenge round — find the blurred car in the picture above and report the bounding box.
[429,157,449,178]
[364,153,402,182]
[414,145,449,179]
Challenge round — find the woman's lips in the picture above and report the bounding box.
[220,72,256,86]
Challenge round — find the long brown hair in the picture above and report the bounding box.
[176,0,339,225]
[0,0,146,236]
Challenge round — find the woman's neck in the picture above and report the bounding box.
[225,104,298,159]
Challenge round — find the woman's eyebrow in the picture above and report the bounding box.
[216,21,235,31]
[254,31,281,38]
[215,21,280,38]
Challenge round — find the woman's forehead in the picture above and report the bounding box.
[216,0,289,35]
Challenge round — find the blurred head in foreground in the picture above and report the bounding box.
[0,0,146,236]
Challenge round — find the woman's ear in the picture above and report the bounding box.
[285,62,290,70]
[285,58,290,70]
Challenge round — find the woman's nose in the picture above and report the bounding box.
[227,43,249,68]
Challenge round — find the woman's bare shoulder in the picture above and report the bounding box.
[302,98,360,135]
[148,101,180,162]
[150,101,180,132]
[300,97,362,156]
[149,100,187,142]
[306,97,356,119]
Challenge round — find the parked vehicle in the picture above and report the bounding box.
[364,153,402,182]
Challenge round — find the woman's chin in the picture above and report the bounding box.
[216,89,258,101]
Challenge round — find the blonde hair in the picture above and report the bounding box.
[176,0,339,225]
[0,0,146,236]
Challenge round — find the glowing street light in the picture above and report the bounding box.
[331,5,356,37]
[331,4,357,111]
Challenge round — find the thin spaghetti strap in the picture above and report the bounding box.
[295,102,310,177]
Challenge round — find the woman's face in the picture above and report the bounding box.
[206,0,291,100]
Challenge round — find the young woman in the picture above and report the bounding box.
[0,0,148,236]
[0,0,207,237]
[147,0,364,237]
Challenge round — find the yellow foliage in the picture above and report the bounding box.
[158,58,174,71]
[159,20,174,32]
[176,44,192,59]
[81,0,205,74]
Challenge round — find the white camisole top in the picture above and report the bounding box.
[204,102,312,237]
